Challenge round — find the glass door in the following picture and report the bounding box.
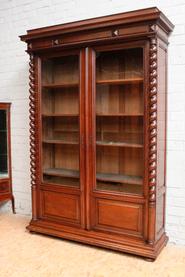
[0,109,9,179]
[95,47,144,195]
[41,54,81,188]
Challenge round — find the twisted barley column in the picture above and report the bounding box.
[29,54,37,189]
[149,37,157,204]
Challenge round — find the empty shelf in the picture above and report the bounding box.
[42,113,79,117]
[96,172,142,185]
[96,140,143,148]
[43,168,79,179]
[96,78,143,85]
[43,139,78,145]
[96,113,143,117]
[42,83,78,88]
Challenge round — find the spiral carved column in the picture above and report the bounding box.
[29,53,37,220]
[149,37,157,204]
[148,36,158,244]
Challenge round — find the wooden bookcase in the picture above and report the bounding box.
[20,7,174,260]
[0,103,15,213]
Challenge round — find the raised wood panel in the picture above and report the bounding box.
[157,43,167,190]
[156,193,165,238]
[155,42,167,239]
[94,199,143,235]
[0,180,10,193]
[41,190,80,223]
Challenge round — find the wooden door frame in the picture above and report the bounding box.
[32,49,86,228]
[85,40,149,240]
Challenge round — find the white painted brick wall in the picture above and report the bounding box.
[0,0,185,245]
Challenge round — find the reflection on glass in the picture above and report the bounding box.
[41,55,80,187]
[0,110,8,178]
[96,48,144,195]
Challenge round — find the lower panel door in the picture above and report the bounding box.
[40,189,81,226]
[86,44,147,238]
[92,197,144,237]
[39,50,85,228]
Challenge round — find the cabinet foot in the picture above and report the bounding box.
[29,230,36,234]
[144,257,155,262]
[11,196,16,214]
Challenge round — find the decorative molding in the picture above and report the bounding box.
[148,37,157,205]
[20,8,174,42]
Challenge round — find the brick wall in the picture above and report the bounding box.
[0,0,185,245]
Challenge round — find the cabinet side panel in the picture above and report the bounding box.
[156,40,167,238]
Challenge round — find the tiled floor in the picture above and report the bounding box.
[0,213,185,277]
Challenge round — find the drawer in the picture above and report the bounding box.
[29,29,112,50]
[94,198,143,236]
[0,180,10,193]
[28,24,149,51]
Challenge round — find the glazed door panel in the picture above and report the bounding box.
[86,44,146,236]
[40,50,85,227]
[95,47,144,195]
[0,109,9,178]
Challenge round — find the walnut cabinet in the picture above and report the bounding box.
[0,103,15,213]
[20,7,174,260]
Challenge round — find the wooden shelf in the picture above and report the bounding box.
[43,139,78,145]
[97,172,142,185]
[43,139,143,148]
[43,168,79,179]
[42,79,143,88]
[43,168,142,186]
[42,113,79,117]
[96,78,143,85]
[96,113,143,117]
[42,83,78,89]
[96,140,143,148]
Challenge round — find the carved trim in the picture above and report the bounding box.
[29,54,37,219]
[149,37,157,205]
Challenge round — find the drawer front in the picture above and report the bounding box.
[41,190,81,226]
[93,198,143,236]
[30,29,112,50]
[0,180,10,193]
